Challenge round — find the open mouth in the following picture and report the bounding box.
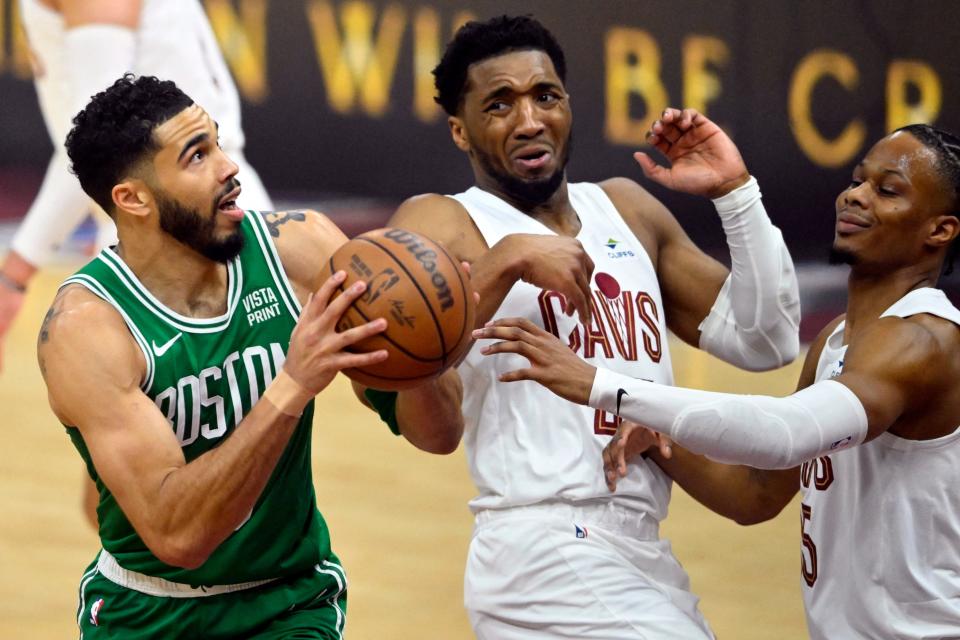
[217,187,243,219]
[514,149,552,171]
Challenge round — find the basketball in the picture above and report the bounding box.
[322,227,476,390]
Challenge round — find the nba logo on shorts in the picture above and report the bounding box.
[89,598,104,626]
[575,524,588,539]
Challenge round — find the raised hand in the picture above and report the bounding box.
[602,421,674,492]
[284,270,388,395]
[635,107,750,199]
[472,316,596,404]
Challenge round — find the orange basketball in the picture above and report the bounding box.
[322,227,476,390]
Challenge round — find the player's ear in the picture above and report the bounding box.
[927,214,960,249]
[448,116,470,152]
[112,178,153,219]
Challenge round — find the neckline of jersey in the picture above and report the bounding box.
[95,246,243,332]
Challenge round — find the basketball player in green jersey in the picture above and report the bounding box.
[36,74,396,638]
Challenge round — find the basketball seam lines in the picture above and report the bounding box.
[335,237,454,368]
[432,240,472,366]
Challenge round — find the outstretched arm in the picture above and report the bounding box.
[599,315,842,523]
[625,108,800,370]
[473,314,949,470]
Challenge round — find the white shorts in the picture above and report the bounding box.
[465,501,714,640]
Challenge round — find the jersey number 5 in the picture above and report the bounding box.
[800,502,818,586]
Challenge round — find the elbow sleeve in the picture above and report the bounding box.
[590,367,868,470]
[698,178,801,370]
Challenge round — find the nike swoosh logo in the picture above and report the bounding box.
[616,388,628,415]
[152,332,183,357]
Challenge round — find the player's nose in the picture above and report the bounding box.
[218,148,240,182]
[513,98,545,138]
[843,181,870,209]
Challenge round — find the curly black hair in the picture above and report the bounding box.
[433,15,566,116]
[65,74,194,216]
[895,123,960,275]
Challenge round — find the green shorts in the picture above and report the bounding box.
[76,552,347,639]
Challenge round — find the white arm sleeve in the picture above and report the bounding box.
[10,150,103,266]
[11,23,134,267]
[64,24,137,118]
[589,367,868,469]
[699,177,801,371]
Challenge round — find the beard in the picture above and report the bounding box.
[827,244,858,266]
[475,133,572,208]
[156,179,244,263]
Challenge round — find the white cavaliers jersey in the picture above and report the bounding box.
[801,287,960,639]
[20,0,244,151]
[454,184,675,517]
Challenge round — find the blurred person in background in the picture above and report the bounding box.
[0,0,272,371]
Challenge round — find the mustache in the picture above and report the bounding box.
[214,178,242,206]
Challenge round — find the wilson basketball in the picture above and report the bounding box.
[322,227,476,390]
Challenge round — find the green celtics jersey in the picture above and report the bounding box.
[63,211,332,586]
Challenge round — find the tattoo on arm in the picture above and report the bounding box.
[38,290,68,345]
[261,211,307,238]
[38,306,58,344]
[37,297,64,376]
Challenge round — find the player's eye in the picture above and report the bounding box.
[484,101,509,113]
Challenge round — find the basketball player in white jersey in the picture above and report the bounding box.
[0,0,271,371]
[478,124,960,639]
[354,15,801,639]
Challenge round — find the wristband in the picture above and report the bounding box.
[364,388,401,436]
[263,370,312,418]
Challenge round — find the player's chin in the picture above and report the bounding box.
[827,239,859,266]
[512,163,555,182]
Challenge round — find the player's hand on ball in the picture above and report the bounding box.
[502,234,595,326]
[473,317,595,404]
[323,228,475,389]
[284,270,388,394]
[602,421,673,492]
